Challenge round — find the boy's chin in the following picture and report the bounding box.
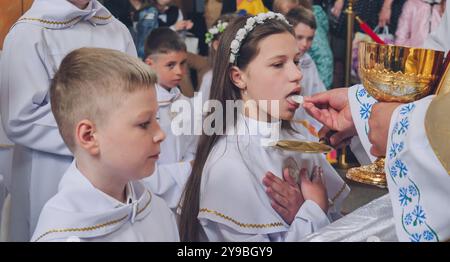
[160,81,180,89]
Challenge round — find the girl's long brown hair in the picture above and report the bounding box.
[178,15,295,242]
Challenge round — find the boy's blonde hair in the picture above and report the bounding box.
[50,47,158,151]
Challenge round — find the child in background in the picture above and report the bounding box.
[199,14,238,104]
[179,13,349,242]
[395,0,445,47]
[32,48,179,242]
[285,7,325,97]
[285,7,325,140]
[143,27,198,210]
[274,0,334,89]
[152,0,193,32]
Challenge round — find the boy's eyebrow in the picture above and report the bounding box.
[136,110,153,119]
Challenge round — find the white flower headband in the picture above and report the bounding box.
[205,20,229,45]
[229,12,290,64]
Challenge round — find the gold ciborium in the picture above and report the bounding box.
[346,41,444,188]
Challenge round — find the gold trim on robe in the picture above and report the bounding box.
[33,191,152,242]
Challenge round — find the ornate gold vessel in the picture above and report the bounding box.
[347,42,444,188]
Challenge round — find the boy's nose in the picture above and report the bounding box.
[154,123,166,143]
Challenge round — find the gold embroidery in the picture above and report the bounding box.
[19,16,82,26]
[18,14,112,26]
[93,15,112,20]
[0,144,14,149]
[329,182,347,208]
[199,208,284,229]
[34,191,152,242]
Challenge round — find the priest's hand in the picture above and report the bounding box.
[263,168,305,225]
[300,166,329,213]
[303,88,357,146]
[368,102,402,157]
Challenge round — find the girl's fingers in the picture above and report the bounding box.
[283,168,297,187]
[266,188,289,207]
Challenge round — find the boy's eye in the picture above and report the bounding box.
[294,59,300,66]
[139,121,150,129]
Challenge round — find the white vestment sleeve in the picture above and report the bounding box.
[142,162,191,209]
[201,200,330,242]
[0,24,71,156]
[385,97,450,242]
[348,84,378,162]
[423,0,450,51]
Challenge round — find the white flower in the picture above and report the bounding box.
[255,15,264,23]
[276,13,284,20]
[219,22,228,31]
[247,17,256,27]
[228,12,290,64]
[229,54,236,63]
[230,39,240,51]
[209,28,219,35]
[236,28,247,41]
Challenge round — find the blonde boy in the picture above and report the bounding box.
[31,48,179,242]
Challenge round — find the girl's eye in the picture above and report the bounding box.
[272,63,283,68]
[294,59,300,66]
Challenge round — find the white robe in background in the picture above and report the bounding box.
[294,54,326,138]
[198,114,350,241]
[348,84,450,242]
[31,161,179,242]
[142,84,197,210]
[423,0,450,52]
[299,53,326,97]
[0,0,136,241]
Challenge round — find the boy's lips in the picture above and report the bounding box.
[149,152,160,159]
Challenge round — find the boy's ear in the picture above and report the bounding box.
[144,56,155,66]
[75,120,100,156]
[229,66,247,91]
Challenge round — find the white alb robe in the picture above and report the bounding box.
[299,53,327,97]
[142,84,197,210]
[423,0,450,52]
[0,0,136,241]
[348,84,450,242]
[31,161,179,242]
[198,114,350,241]
[294,54,326,138]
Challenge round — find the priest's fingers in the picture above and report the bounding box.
[333,137,352,149]
[329,130,353,147]
[303,92,333,107]
[318,126,332,140]
[303,103,334,129]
